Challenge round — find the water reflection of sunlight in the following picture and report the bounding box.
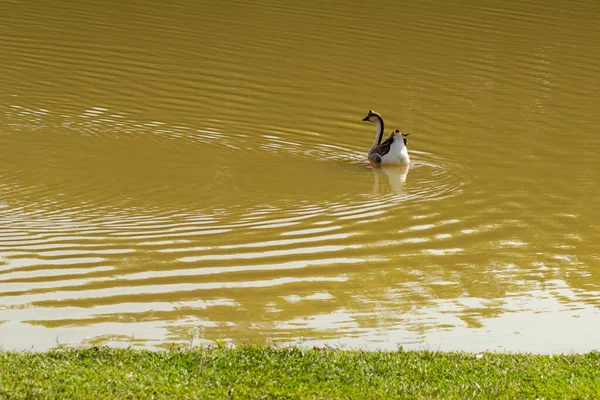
[372,164,410,194]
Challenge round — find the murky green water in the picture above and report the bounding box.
[1,0,600,352]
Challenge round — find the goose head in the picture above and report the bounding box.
[362,109,380,122]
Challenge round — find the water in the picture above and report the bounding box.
[1,0,600,352]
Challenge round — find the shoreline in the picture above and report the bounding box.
[1,346,598,398]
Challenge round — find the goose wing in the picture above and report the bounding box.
[368,132,395,163]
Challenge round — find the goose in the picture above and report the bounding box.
[362,110,410,165]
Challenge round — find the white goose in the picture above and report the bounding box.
[362,110,410,165]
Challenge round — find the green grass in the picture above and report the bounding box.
[1,346,599,399]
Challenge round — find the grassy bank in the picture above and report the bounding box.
[1,346,598,399]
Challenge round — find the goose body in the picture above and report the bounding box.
[362,110,410,165]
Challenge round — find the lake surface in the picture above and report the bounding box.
[1,0,600,353]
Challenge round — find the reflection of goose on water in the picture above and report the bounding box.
[372,164,410,194]
[362,110,410,165]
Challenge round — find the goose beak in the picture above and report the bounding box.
[362,116,369,121]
